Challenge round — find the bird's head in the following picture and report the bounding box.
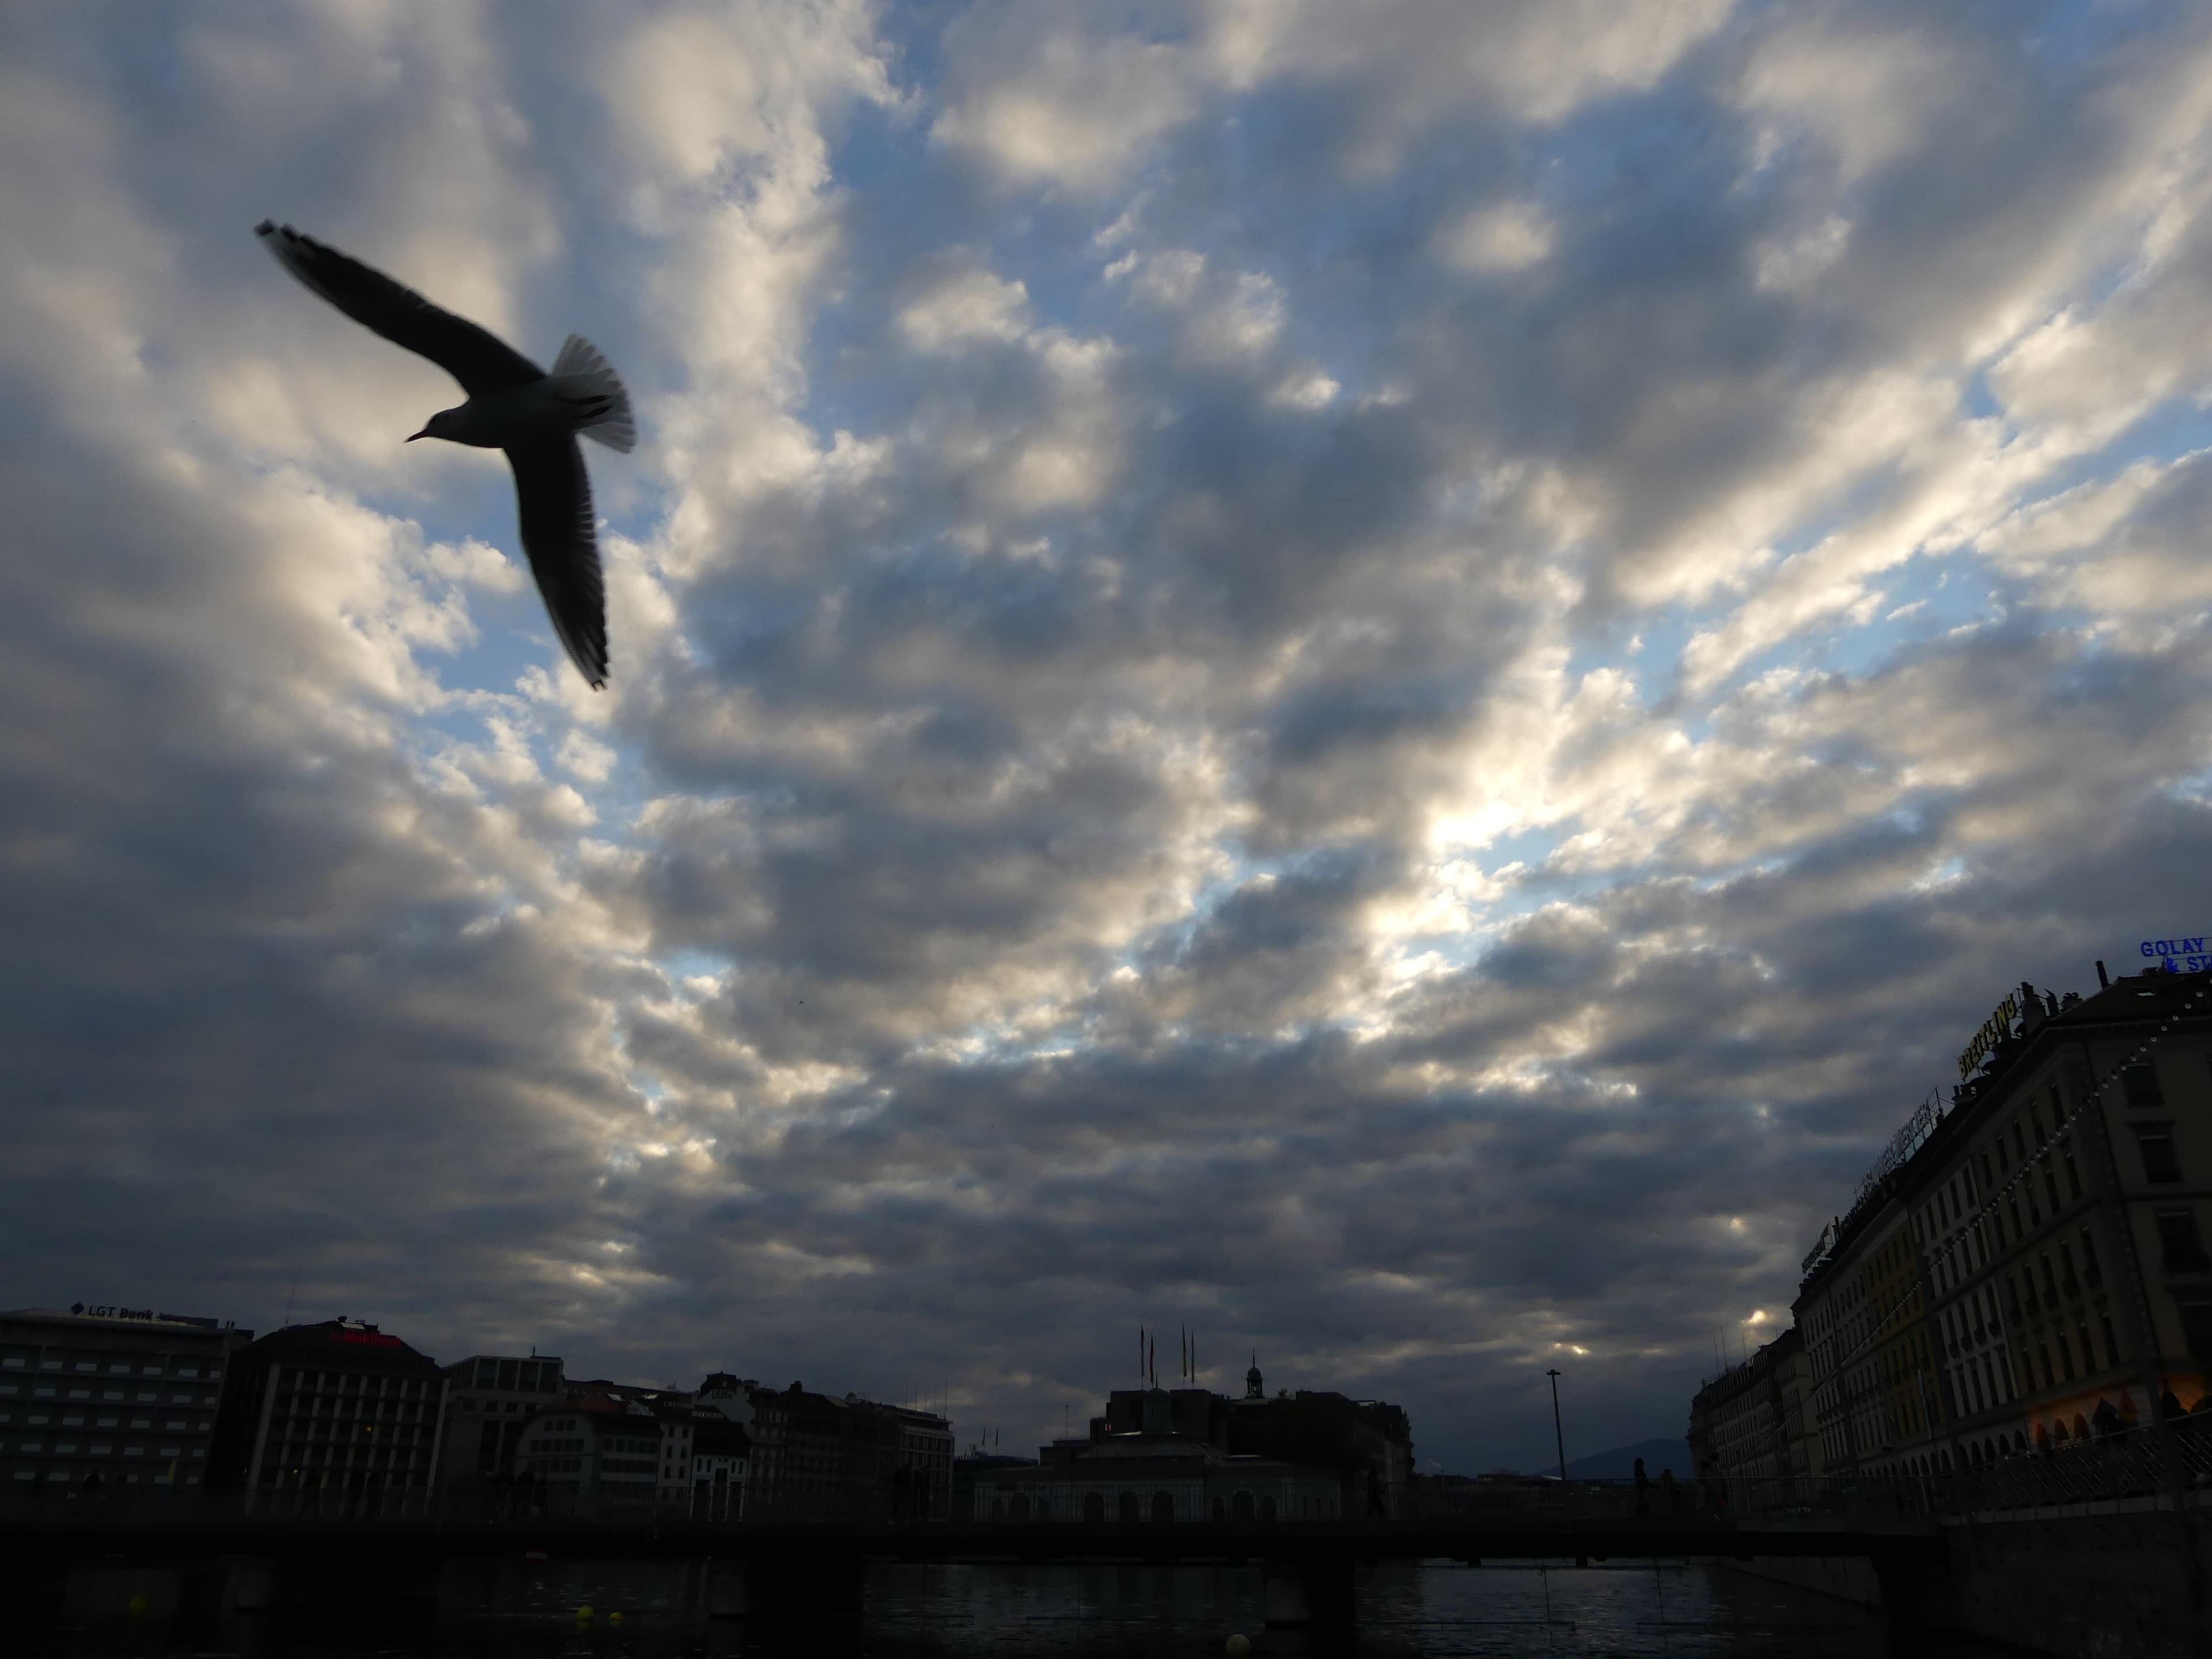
[407,408,465,444]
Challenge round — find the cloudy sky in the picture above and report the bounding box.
[6,0,2212,1474]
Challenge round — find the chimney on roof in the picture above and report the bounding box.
[2096,960,2109,989]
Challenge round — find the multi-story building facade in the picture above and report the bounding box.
[699,1377,952,1520]
[0,1304,249,1490]
[1686,1327,1820,1508]
[206,1319,447,1498]
[1794,968,2212,1484]
[887,1402,955,1520]
[435,1351,565,1492]
[688,1412,749,1520]
[513,1380,692,1513]
[1798,1195,1944,1476]
[973,1374,1410,1523]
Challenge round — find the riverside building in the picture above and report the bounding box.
[1793,968,2212,1484]
[703,1377,952,1521]
[435,1351,565,1493]
[205,1319,447,1497]
[1685,1327,1821,1509]
[972,1363,1414,1523]
[0,1304,249,1490]
[513,1382,679,1513]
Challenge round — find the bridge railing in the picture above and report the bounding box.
[0,1484,938,1530]
[10,1415,2205,1533]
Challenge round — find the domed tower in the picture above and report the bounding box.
[1245,1353,1264,1400]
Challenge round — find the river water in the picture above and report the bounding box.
[21,1559,1938,1658]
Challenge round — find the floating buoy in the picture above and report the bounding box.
[125,1593,148,1620]
[1226,1636,1252,1657]
[608,1611,624,1626]
[575,1604,595,1622]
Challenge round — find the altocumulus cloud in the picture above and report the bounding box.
[3,0,2212,1469]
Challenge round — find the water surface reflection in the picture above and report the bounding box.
[29,1560,1896,1658]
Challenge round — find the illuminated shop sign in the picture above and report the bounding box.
[1956,990,2022,1080]
[2139,935,2211,973]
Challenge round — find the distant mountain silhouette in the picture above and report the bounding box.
[1555,1437,1694,1480]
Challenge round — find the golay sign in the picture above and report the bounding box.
[2141,937,2212,972]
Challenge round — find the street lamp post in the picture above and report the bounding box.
[1547,1368,1567,1484]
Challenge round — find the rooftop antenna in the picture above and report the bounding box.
[282,1275,297,1330]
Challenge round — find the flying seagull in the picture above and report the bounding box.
[255,221,634,688]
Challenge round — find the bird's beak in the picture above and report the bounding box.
[405,429,427,443]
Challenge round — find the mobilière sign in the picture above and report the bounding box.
[2141,935,2212,972]
[1956,989,2022,1080]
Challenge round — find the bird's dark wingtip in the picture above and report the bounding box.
[254,219,278,238]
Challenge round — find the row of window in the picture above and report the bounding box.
[463,1358,560,1395]
[12,1442,194,1456]
[0,1351,224,1378]
[0,1414,201,1430]
[271,1399,429,1421]
[0,1385,213,1403]
[278,1370,432,1397]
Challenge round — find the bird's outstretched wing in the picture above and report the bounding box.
[507,439,608,689]
[256,221,544,396]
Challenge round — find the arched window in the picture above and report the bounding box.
[1084,1491,1105,1523]
[1260,1495,1278,1523]
[990,1497,1005,1519]
[1232,1490,1255,1522]
[1008,1494,1030,1521]
[1118,1491,1141,1524]
[1151,1491,1175,1524]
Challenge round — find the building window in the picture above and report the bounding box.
[2157,1209,2209,1274]
[2123,1062,2164,1108]
[2135,1124,2181,1184]
[2080,1229,2103,1289]
[2177,1298,2212,1361]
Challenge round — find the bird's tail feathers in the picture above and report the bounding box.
[551,334,635,453]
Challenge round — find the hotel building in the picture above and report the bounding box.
[1794,969,2212,1483]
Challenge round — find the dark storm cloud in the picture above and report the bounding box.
[5,0,2212,1475]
